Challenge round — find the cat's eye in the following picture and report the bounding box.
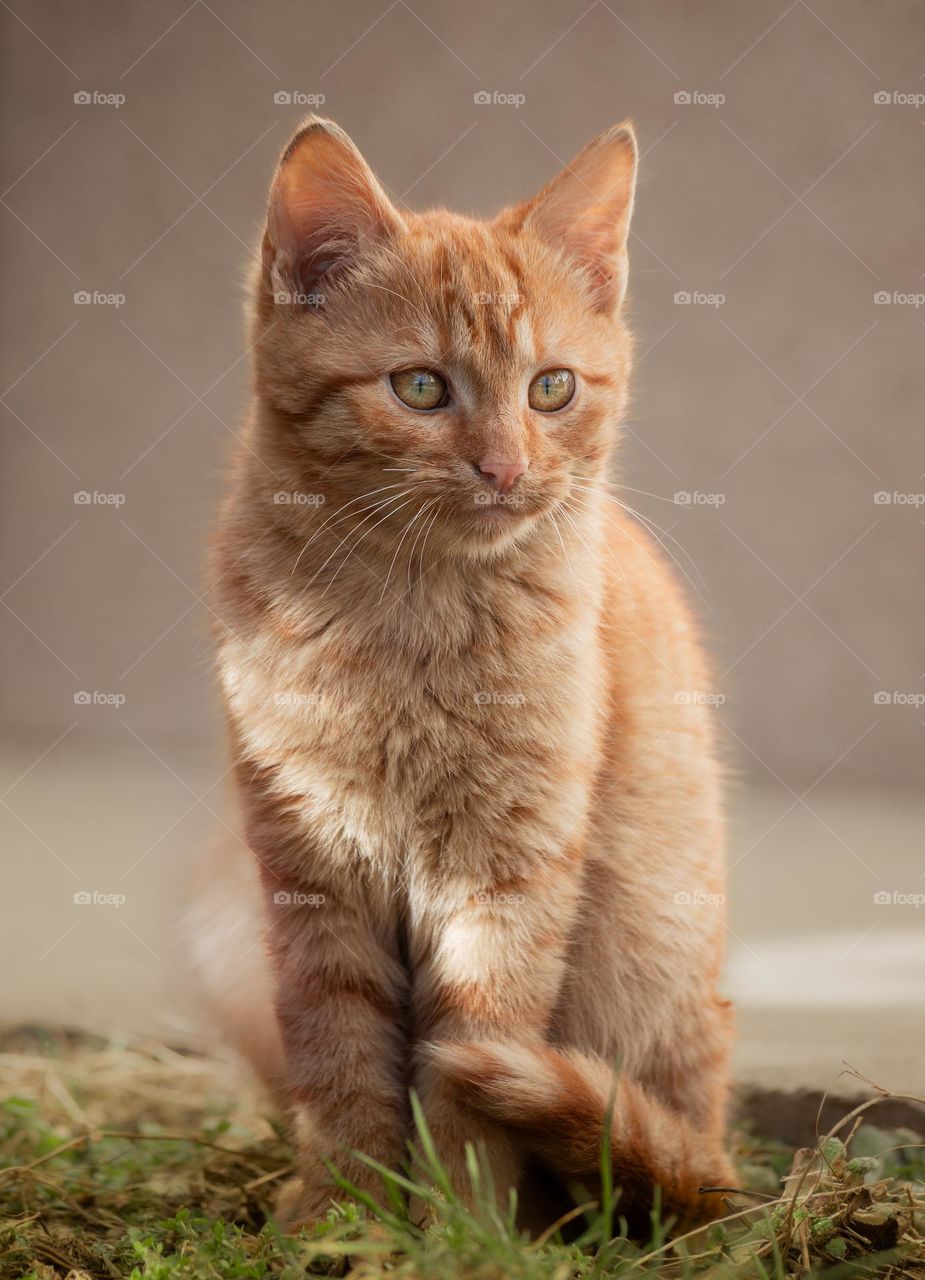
[528,368,575,412]
[390,369,448,411]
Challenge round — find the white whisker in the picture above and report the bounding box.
[291,483,408,574]
[306,491,412,588]
[378,499,437,604]
[319,496,417,599]
[414,504,442,594]
[570,485,710,613]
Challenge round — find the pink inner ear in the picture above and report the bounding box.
[266,122,402,301]
[524,126,637,311]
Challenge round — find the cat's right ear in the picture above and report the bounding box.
[263,117,403,304]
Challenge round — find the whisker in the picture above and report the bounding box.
[291,483,409,574]
[546,509,577,584]
[571,483,706,585]
[361,281,431,328]
[559,500,636,610]
[378,499,437,604]
[570,486,710,613]
[306,491,412,588]
[406,499,439,593]
[415,504,442,594]
[319,496,417,599]
[606,480,687,506]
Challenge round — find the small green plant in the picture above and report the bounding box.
[0,1032,923,1279]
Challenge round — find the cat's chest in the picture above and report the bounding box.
[223,579,602,868]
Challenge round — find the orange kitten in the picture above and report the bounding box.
[193,116,734,1233]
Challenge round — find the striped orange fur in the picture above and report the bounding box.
[191,116,735,1234]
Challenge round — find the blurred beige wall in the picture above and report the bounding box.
[2,0,924,794]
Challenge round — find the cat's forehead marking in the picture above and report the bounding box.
[408,219,537,370]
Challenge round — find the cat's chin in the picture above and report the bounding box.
[446,508,544,560]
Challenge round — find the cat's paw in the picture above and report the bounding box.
[272,1174,332,1233]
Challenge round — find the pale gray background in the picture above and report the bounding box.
[2,0,923,1086]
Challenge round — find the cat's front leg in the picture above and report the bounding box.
[257,859,409,1228]
[408,852,584,1214]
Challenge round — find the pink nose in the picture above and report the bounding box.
[477,458,529,493]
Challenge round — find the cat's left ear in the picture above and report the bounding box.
[519,122,637,312]
[263,116,404,305]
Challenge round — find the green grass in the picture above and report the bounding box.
[0,1031,923,1279]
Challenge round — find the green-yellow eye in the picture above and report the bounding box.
[528,368,575,412]
[390,369,448,411]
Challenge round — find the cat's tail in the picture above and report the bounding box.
[184,834,287,1097]
[425,1040,733,1228]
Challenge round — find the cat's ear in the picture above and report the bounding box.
[264,117,403,304]
[520,122,637,312]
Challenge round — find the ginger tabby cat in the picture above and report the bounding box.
[191,115,735,1234]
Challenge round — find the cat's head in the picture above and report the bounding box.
[252,117,637,558]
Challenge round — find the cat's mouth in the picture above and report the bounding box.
[475,493,528,517]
